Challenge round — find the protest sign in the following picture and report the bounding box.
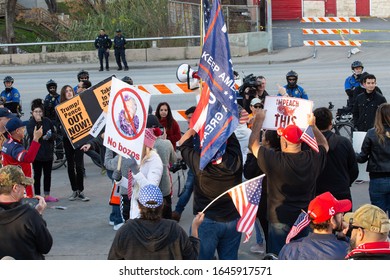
[262,96,313,130]
[55,76,113,149]
[103,77,150,163]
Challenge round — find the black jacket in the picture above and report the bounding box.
[356,126,390,178]
[353,90,387,132]
[178,134,242,222]
[316,130,358,201]
[26,116,55,162]
[0,202,52,259]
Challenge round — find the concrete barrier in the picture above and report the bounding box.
[0,31,271,65]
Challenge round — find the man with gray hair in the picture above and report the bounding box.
[0,165,52,259]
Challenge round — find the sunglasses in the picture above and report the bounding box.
[253,105,262,109]
[288,78,297,81]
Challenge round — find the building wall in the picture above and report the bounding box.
[303,1,325,17]
[371,1,390,17]
[337,0,356,16]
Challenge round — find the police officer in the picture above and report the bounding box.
[43,79,60,126]
[0,76,22,117]
[113,29,129,71]
[94,29,112,71]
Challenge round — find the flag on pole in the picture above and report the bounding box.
[300,125,319,152]
[203,0,211,34]
[285,211,310,244]
[228,175,264,243]
[191,0,239,170]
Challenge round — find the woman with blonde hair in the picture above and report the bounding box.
[357,103,390,214]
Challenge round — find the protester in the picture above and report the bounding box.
[73,70,90,93]
[278,192,351,259]
[26,99,57,202]
[353,73,387,132]
[0,165,52,259]
[314,107,358,204]
[2,117,43,197]
[249,109,328,255]
[178,130,243,260]
[0,108,16,165]
[344,204,390,259]
[113,29,129,71]
[172,106,197,222]
[147,114,177,219]
[107,184,204,260]
[356,103,390,213]
[244,130,281,254]
[94,29,112,71]
[58,85,89,201]
[106,128,163,227]
[278,70,308,99]
[155,102,181,150]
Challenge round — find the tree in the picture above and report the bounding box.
[45,0,58,14]
[5,0,17,54]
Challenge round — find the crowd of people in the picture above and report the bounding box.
[0,59,389,261]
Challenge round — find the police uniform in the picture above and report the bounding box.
[113,30,129,71]
[94,32,112,71]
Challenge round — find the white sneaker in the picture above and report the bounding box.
[113,223,124,231]
[250,243,265,254]
[109,221,114,226]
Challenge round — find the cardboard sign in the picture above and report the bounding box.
[55,76,113,149]
[262,96,313,130]
[103,77,150,163]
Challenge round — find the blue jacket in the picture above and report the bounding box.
[278,232,349,260]
[278,85,308,99]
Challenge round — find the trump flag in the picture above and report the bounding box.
[191,0,239,170]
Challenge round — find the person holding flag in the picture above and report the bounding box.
[249,109,329,255]
[178,130,243,260]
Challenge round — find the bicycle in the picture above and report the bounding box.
[328,102,355,142]
[52,133,67,170]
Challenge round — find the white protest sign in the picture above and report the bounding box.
[103,77,150,163]
[262,96,313,130]
[353,131,369,181]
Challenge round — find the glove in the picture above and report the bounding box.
[128,156,139,175]
[112,170,122,181]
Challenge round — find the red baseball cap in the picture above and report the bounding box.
[277,124,302,144]
[308,192,352,224]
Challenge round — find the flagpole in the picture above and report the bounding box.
[199,0,205,96]
[201,174,265,213]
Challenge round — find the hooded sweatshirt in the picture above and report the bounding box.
[107,218,200,259]
[0,202,52,259]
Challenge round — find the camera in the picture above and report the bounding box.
[238,74,260,98]
[169,159,187,173]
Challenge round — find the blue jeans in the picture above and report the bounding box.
[254,219,264,245]
[369,177,390,215]
[197,217,241,260]
[174,169,194,214]
[268,222,309,256]
[106,170,123,225]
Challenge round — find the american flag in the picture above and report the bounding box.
[228,175,264,243]
[300,125,319,152]
[285,211,310,244]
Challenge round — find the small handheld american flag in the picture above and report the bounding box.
[300,125,319,152]
[285,211,310,244]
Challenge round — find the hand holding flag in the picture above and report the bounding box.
[300,125,319,152]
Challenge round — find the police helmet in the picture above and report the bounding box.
[3,76,14,84]
[351,61,364,70]
[77,70,89,81]
[46,79,57,91]
[122,76,133,85]
[286,70,298,87]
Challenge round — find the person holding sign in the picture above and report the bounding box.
[58,85,89,202]
[106,128,163,223]
[249,109,328,255]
